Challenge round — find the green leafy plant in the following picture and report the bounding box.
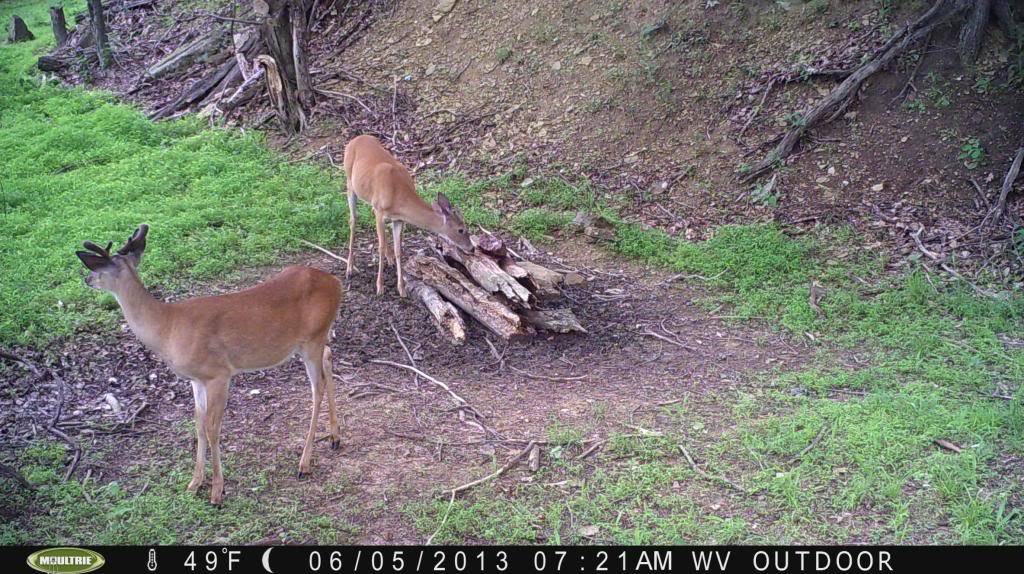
[958,137,985,169]
[903,98,926,114]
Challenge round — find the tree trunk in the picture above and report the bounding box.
[958,0,992,66]
[87,0,110,68]
[292,0,316,110]
[7,15,35,43]
[254,0,311,134]
[49,6,69,47]
[992,0,1021,36]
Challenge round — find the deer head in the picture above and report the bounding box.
[75,224,149,292]
[432,193,474,253]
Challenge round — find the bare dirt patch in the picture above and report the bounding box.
[2,234,809,542]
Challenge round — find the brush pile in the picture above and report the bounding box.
[406,234,585,344]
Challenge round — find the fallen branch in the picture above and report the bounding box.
[508,365,587,382]
[369,358,497,438]
[639,329,698,352]
[743,0,971,182]
[678,444,747,494]
[790,422,829,464]
[406,280,466,345]
[988,144,1023,227]
[300,239,350,269]
[451,440,537,496]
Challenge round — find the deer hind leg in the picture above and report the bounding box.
[374,210,389,295]
[322,346,342,450]
[298,343,327,476]
[187,381,208,494]
[392,220,406,298]
[346,190,359,279]
[203,377,231,505]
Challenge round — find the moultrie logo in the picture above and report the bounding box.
[26,547,106,574]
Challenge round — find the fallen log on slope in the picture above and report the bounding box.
[402,234,585,343]
[742,0,973,183]
[145,31,226,80]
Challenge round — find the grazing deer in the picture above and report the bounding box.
[75,225,343,505]
[343,134,474,297]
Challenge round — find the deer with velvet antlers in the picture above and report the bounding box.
[75,225,344,504]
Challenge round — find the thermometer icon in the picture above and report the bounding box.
[147,548,158,571]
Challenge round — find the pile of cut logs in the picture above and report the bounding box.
[406,234,585,344]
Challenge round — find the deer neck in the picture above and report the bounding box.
[111,270,168,352]
[396,195,444,234]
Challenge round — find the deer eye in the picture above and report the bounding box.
[458,228,465,234]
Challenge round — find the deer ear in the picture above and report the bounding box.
[76,251,110,271]
[433,193,453,216]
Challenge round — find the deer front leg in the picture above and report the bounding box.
[374,210,388,295]
[298,345,327,476]
[392,220,406,297]
[346,190,360,279]
[203,377,230,505]
[322,346,342,450]
[187,381,207,494]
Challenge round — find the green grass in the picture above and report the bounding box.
[2,438,360,544]
[4,0,1022,546]
[0,1,358,344]
[408,216,1024,544]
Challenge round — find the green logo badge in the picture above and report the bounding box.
[26,547,106,574]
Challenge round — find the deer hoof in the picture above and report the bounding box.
[210,485,224,505]
[296,470,308,479]
[186,477,203,493]
[330,438,342,451]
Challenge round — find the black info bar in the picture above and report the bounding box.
[5,545,1022,574]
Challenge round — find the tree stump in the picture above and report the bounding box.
[7,15,35,43]
[403,234,585,343]
[86,0,110,68]
[49,6,69,47]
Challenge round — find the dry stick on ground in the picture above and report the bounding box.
[0,349,41,376]
[639,328,698,352]
[910,225,1001,298]
[789,422,830,464]
[1,350,82,479]
[988,143,1024,227]
[299,239,350,269]
[369,359,499,438]
[425,440,537,545]
[389,322,420,388]
[738,78,777,139]
[508,365,587,382]
[678,444,747,494]
[890,32,931,106]
[742,0,971,183]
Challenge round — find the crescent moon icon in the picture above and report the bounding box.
[261,548,274,574]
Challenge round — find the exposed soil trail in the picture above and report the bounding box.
[2,236,810,542]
